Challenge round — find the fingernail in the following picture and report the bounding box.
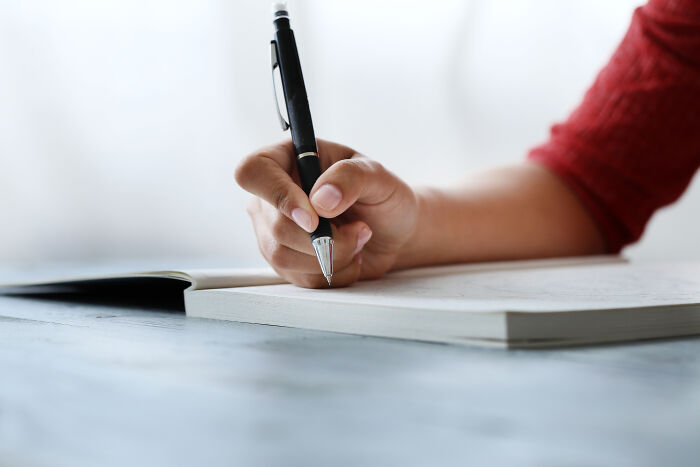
[310,184,342,211]
[291,208,313,232]
[353,227,372,256]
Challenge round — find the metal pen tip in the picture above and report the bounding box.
[311,236,334,286]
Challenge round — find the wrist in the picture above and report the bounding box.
[391,187,442,271]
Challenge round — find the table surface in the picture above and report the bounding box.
[1,264,700,467]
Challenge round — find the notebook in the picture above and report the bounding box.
[4,256,700,348]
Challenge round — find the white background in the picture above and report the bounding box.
[1,0,698,267]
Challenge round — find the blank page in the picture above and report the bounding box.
[218,260,700,313]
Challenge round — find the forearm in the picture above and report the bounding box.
[393,162,606,270]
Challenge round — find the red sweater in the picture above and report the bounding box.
[528,0,700,253]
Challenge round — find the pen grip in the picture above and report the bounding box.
[297,155,333,240]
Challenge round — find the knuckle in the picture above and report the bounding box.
[271,181,292,214]
[356,158,385,179]
[269,244,291,269]
[363,158,385,174]
[270,213,290,240]
[336,158,363,178]
[259,236,277,260]
[335,158,384,181]
[234,155,257,186]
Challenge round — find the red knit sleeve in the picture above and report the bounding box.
[528,0,700,253]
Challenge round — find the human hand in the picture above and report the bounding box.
[235,139,418,288]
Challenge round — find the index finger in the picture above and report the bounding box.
[235,142,318,233]
[250,138,360,172]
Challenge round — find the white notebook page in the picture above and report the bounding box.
[215,260,700,313]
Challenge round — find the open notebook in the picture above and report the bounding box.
[3,256,700,348]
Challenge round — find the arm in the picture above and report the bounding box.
[405,0,700,269]
[236,140,604,288]
[394,162,605,270]
[236,0,700,288]
[527,0,700,252]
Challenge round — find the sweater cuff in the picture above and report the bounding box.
[527,146,628,254]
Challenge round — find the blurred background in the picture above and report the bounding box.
[1,0,698,269]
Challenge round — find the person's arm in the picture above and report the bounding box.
[236,140,604,288]
[236,0,700,288]
[527,0,700,252]
[393,162,605,270]
[404,0,700,271]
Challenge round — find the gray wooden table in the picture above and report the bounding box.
[1,263,699,467]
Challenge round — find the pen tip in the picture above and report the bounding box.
[312,236,334,286]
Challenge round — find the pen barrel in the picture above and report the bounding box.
[297,153,321,195]
[297,155,333,240]
[312,217,333,241]
[274,18,330,241]
[273,27,317,155]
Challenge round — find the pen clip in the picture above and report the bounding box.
[270,40,290,131]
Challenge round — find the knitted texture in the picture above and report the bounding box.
[528,0,700,252]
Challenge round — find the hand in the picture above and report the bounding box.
[235,139,418,288]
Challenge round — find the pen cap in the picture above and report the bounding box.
[272,2,288,15]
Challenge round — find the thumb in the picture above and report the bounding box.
[308,157,396,218]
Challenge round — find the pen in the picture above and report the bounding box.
[270,1,334,285]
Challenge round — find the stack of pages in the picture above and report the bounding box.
[4,257,700,348]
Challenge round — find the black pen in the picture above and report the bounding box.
[270,2,333,285]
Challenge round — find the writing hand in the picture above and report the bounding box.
[235,139,418,288]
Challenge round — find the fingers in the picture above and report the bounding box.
[290,254,363,289]
[315,138,359,170]
[238,139,389,288]
[308,157,397,219]
[248,198,372,281]
[236,139,372,232]
[235,142,318,233]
